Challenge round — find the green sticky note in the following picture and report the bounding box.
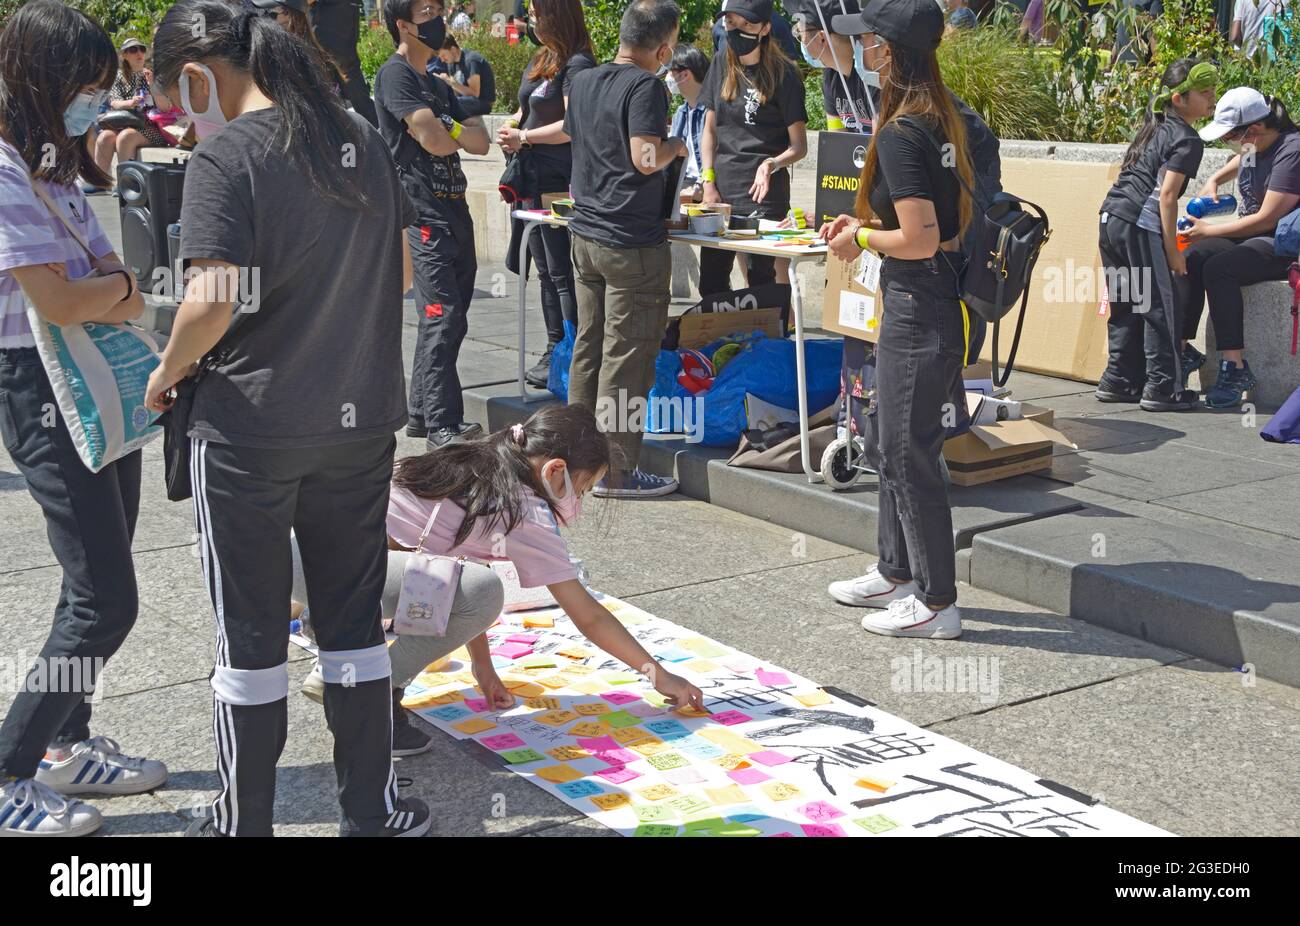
[604,673,640,685]
[518,655,557,669]
[684,816,727,832]
[634,804,677,823]
[853,814,900,834]
[712,822,761,836]
[603,710,641,729]
[648,752,688,771]
[666,795,711,816]
[634,824,679,837]
[500,748,546,765]
[643,691,671,708]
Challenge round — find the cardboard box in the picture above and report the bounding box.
[942,393,1076,486]
[963,359,993,396]
[821,251,879,341]
[677,307,782,348]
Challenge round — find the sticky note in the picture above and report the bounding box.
[535,764,583,784]
[507,682,545,699]
[709,822,762,837]
[633,824,679,837]
[603,673,640,685]
[634,804,677,823]
[710,710,752,726]
[794,689,832,707]
[697,728,763,755]
[666,795,711,816]
[556,645,592,659]
[853,814,900,834]
[506,632,540,644]
[647,752,689,771]
[564,665,597,677]
[491,642,534,659]
[600,691,641,705]
[577,735,620,752]
[610,727,656,745]
[589,793,632,812]
[713,753,751,771]
[523,612,555,628]
[679,638,729,658]
[661,766,706,785]
[626,702,664,718]
[518,655,557,669]
[536,675,570,690]
[644,719,689,740]
[574,702,611,715]
[569,680,606,695]
[637,784,680,802]
[801,823,847,837]
[556,780,604,798]
[534,710,579,726]
[462,697,489,713]
[705,784,748,806]
[684,659,718,674]
[642,691,672,708]
[761,781,801,802]
[799,801,846,823]
[452,717,496,735]
[399,691,448,709]
[602,710,641,729]
[426,704,471,721]
[683,817,727,832]
[674,705,711,718]
[546,745,591,762]
[721,658,756,674]
[675,737,727,760]
[631,740,674,757]
[755,668,792,687]
[655,647,694,663]
[500,747,547,765]
[749,750,793,767]
[569,723,610,739]
[727,767,771,786]
[480,733,526,751]
[856,774,895,793]
[592,748,640,767]
[524,696,562,711]
[490,655,514,670]
[595,765,643,785]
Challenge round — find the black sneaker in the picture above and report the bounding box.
[427,427,461,450]
[1204,359,1257,409]
[1180,343,1207,389]
[1095,377,1141,403]
[525,343,556,389]
[391,688,434,758]
[455,421,483,439]
[592,468,679,498]
[1139,388,1200,412]
[376,797,432,837]
[184,810,223,837]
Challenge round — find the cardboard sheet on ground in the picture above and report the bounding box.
[294,596,1167,837]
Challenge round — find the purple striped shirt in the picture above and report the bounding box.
[0,138,113,348]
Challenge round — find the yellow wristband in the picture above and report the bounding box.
[701,167,716,183]
[854,226,871,251]
[448,120,463,141]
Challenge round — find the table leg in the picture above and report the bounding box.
[790,255,818,482]
[516,219,552,404]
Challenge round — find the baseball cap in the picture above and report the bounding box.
[249,0,310,13]
[120,37,147,52]
[798,0,861,32]
[721,0,775,24]
[830,0,944,50]
[1200,86,1271,141]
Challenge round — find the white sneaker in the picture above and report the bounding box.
[860,594,962,639]
[828,565,920,609]
[34,736,168,796]
[301,661,325,704]
[0,777,102,836]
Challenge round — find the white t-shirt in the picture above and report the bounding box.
[1235,0,1282,56]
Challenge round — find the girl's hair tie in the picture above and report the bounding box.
[511,423,525,445]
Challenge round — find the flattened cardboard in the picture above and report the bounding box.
[943,396,1076,486]
[677,307,782,348]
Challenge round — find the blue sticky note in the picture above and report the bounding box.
[645,719,690,739]
[655,647,695,663]
[675,735,727,759]
[427,705,471,721]
[402,682,429,696]
[729,813,769,824]
[557,780,605,798]
[490,655,514,670]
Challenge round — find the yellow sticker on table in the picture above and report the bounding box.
[567,721,608,738]
[856,774,895,793]
[536,675,571,690]
[794,689,832,707]
[631,740,674,757]
[535,764,583,784]
[507,682,546,699]
[714,754,751,771]
[547,745,591,762]
[684,659,718,674]
[556,645,592,660]
[698,728,763,755]
[452,717,496,735]
[574,702,611,715]
[590,793,632,812]
[705,784,748,806]
[523,613,555,628]
[524,696,562,711]
[568,680,606,695]
[534,710,579,726]
[563,665,597,677]
[611,727,657,746]
[637,784,680,802]
[761,781,801,801]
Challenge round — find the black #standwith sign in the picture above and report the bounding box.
[814,129,870,228]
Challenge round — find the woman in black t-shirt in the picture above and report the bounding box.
[819,0,971,641]
[498,0,594,388]
[698,0,807,297]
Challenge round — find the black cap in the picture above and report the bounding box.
[249,0,310,13]
[721,0,775,24]
[830,0,943,49]
[798,0,861,32]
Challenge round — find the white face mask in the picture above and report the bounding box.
[665,74,680,97]
[178,63,230,140]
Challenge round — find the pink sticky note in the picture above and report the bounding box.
[627,703,664,718]
[749,750,794,767]
[722,658,755,674]
[801,822,847,837]
[600,691,641,705]
[463,697,489,713]
[711,710,752,726]
[756,668,792,687]
[507,632,540,644]
[727,767,772,786]
[577,735,620,752]
[595,765,643,784]
[490,642,534,659]
[767,832,796,837]
[481,733,526,751]
[593,748,639,767]
[799,800,846,823]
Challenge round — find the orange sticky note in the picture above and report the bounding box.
[547,745,591,762]
[674,705,711,718]
[714,754,751,771]
[761,781,801,801]
[556,645,592,660]
[637,784,680,802]
[794,689,832,707]
[523,613,555,628]
[568,721,608,738]
[590,793,632,812]
[611,727,657,746]
[507,682,546,698]
[524,696,562,711]
[574,702,612,715]
[536,675,571,690]
[452,717,496,735]
[856,775,895,793]
[563,664,597,676]
[534,710,579,726]
[535,764,583,784]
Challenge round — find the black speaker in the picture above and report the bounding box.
[118,160,186,290]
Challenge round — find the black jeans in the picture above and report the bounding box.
[191,434,397,836]
[527,206,578,346]
[698,248,775,299]
[311,0,378,126]
[408,214,477,430]
[1098,213,1183,394]
[870,257,965,609]
[1178,235,1291,351]
[0,349,141,779]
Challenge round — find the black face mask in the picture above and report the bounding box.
[526,23,541,45]
[415,14,446,50]
[726,27,762,57]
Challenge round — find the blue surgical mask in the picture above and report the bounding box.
[801,41,825,69]
[854,40,882,90]
[63,91,106,137]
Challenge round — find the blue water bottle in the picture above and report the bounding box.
[1186,195,1237,218]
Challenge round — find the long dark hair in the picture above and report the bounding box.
[0,0,116,187]
[1122,58,1197,172]
[393,405,614,546]
[854,39,972,237]
[720,25,793,105]
[1260,95,1298,135]
[276,6,347,87]
[526,0,593,83]
[153,0,372,211]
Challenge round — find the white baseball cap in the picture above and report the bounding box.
[1200,87,1271,141]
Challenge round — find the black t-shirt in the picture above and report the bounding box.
[868,116,963,242]
[518,50,596,191]
[822,68,869,133]
[698,51,807,217]
[1239,129,1300,217]
[1101,112,1202,228]
[565,62,672,249]
[179,109,416,448]
[374,53,470,227]
[453,49,496,108]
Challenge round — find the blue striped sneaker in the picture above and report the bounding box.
[0,778,101,837]
[34,736,168,796]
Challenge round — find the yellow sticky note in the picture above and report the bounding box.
[674,704,711,718]
[399,691,442,709]
[574,702,611,715]
[524,696,562,711]
[568,721,608,738]
[536,675,571,690]
[534,710,579,726]
[794,689,832,707]
[569,680,606,695]
[535,764,583,784]
[611,727,657,746]
[761,781,801,802]
[452,717,496,735]
[507,682,545,699]
[697,728,763,755]
[637,784,680,802]
[590,793,632,812]
[523,613,555,628]
[856,774,895,793]
[705,784,748,806]
[415,671,455,688]
[556,645,593,660]
[684,659,718,674]
[713,754,751,771]
[547,745,591,762]
[564,665,597,677]
[631,740,674,757]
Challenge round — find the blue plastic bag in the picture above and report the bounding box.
[547,319,577,400]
